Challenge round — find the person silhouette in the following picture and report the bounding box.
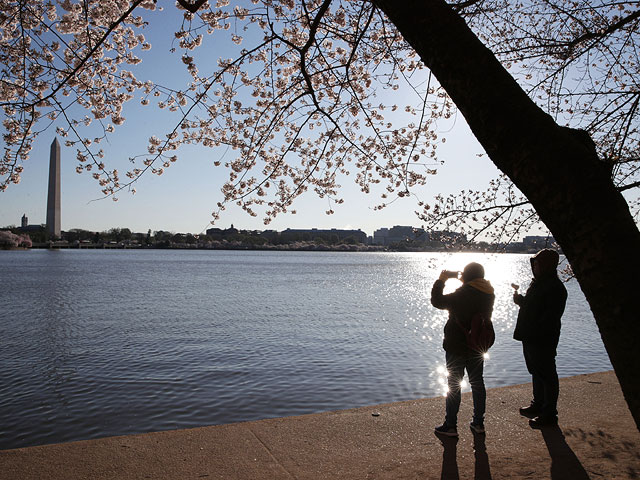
[431,262,495,437]
[513,249,567,428]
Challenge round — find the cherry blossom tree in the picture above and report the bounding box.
[415,0,640,244]
[375,0,640,431]
[0,230,32,247]
[1,0,640,428]
[1,0,448,219]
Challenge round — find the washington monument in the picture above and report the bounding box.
[46,138,61,239]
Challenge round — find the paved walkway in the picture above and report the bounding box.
[2,371,639,479]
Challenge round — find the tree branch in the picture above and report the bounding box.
[31,0,148,109]
[618,181,640,193]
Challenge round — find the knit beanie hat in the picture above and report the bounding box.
[531,249,560,274]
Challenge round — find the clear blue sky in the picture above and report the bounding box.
[0,1,508,237]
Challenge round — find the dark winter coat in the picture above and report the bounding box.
[513,272,567,349]
[431,279,495,355]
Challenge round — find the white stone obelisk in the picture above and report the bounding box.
[46,138,61,239]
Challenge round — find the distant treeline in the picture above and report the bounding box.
[2,225,555,253]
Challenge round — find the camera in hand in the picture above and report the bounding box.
[443,270,460,279]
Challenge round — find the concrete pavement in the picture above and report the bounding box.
[2,371,639,479]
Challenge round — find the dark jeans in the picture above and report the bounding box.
[445,351,486,427]
[523,342,559,418]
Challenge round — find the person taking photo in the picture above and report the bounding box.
[513,248,568,428]
[431,262,495,437]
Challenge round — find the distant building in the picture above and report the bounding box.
[205,225,239,238]
[373,228,389,245]
[17,224,44,233]
[371,226,467,247]
[260,230,279,241]
[372,225,427,245]
[281,228,367,244]
[17,213,43,234]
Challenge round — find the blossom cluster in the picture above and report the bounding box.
[0,230,32,247]
[153,0,449,224]
[1,0,638,241]
[417,173,537,248]
[461,0,640,192]
[409,0,640,244]
[0,0,156,194]
[1,0,446,219]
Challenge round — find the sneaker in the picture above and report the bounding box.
[470,422,485,434]
[434,423,458,437]
[528,415,558,429]
[519,405,541,418]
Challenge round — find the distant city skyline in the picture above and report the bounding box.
[8,210,554,249]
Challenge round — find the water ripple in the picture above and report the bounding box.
[0,250,611,449]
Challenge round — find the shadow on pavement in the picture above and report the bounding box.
[541,425,590,480]
[437,433,459,480]
[472,431,492,480]
[436,431,492,480]
[436,433,496,480]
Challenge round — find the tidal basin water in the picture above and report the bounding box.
[0,249,611,449]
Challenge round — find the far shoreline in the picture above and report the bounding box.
[17,242,547,254]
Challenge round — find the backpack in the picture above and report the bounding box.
[455,312,495,354]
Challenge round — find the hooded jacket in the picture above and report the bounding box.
[431,278,495,355]
[513,272,567,348]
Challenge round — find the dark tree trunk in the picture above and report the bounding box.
[373,0,640,429]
